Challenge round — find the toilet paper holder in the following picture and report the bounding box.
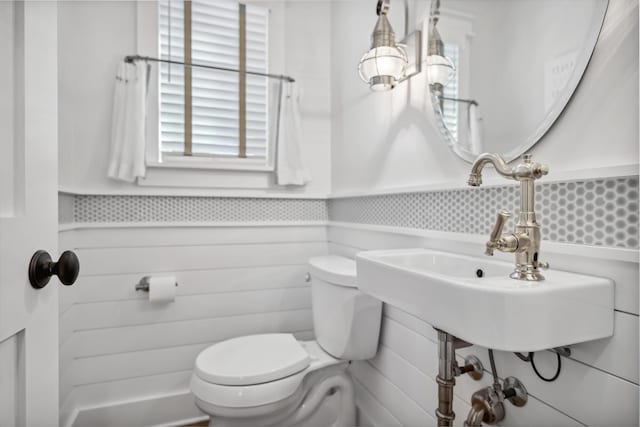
[135,276,178,292]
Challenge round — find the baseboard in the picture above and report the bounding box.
[68,382,364,427]
[68,391,205,427]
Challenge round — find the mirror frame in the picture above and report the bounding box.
[427,0,609,163]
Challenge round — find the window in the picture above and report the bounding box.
[158,0,270,163]
[441,43,460,140]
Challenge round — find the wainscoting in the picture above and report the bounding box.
[57,182,639,427]
[331,223,639,427]
[58,223,328,427]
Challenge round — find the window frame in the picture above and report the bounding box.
[138,0,276,172]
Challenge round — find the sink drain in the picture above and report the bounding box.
[476,269,484,278]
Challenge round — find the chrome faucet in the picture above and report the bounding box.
[468,153,549,281]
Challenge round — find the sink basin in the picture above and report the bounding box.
[356,248,614,352]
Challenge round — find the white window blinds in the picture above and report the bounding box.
[442,43,460,140]
[158,0,269,158]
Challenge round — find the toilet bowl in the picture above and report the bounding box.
[190,255,382,427]
[191,336,351,427]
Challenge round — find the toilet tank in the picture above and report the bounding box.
[308,255,382,360]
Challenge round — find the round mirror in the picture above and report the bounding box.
[427,0,609,162]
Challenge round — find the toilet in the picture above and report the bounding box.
[190,255,383,427]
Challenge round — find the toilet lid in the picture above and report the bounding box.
[308,255,357,288]
[194,333,310,386]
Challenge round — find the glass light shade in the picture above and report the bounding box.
[426,54,456,87]
[358,46,408,91]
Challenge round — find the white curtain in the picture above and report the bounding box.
[468,103,484,156]
[275,81,311,186]
[108,61,150,183]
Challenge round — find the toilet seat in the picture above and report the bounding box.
[191,336,343,409]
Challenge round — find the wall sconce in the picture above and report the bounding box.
[358,0,422,92]
[426,0,455,96]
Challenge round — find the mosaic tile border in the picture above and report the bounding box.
[63,176,639,249]
[328,176,639,249]
[69,195,328,224]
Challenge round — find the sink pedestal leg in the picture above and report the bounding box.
[436,330,456,426]
[435,330,476,425]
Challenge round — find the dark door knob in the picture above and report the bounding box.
[29,250,80,289]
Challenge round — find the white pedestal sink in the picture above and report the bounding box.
[356,248,614,352]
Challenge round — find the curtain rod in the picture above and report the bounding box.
[440,96,478,106]
[124,55,295,83]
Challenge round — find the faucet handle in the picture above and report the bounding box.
[521,154,549,179]
[486,209,511,256]
[533,163,549,179]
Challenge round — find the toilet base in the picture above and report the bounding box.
[200,371,355,427]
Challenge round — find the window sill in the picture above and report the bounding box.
[147,156,274,172]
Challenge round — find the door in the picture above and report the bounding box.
[0,2,60,426]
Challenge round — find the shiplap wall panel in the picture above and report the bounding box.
[383,307,586,427]
[384,305,438,341]
[353,314,584,427]
[451,354,585,427]
[60,225,327,249]
[570,309,638,383]
[349,361,436,426]
[65,309,312,358]
[60,287,311,343]
[355,313,604,427]
[71,342,212,386]
[71,265,311,304]
[59,271,77,315]
[59,311,313,402]
[379,318,437,377]
[354,374,472,427]
[353,379,403,427]
[70,329,316,388]
[330,224,639,427]
[59,225,326,427]
[372,316,583,427]
[384,303,638,389]
[76,242,327,275]
[369,345,438,416]
[456,345,639,426]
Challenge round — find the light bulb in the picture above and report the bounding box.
[427,54,455,87]
[358,46,408,91]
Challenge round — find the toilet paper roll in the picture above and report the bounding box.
[148,276,177,303]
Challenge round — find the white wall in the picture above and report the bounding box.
[330,0,638,195]
[330,1,639,426]
[59,224,327,426]
[57,0,331,197]
[56,2,332,425]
